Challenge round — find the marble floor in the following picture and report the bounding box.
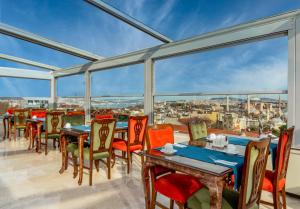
[0,136,299,209]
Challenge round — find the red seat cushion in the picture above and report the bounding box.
[95,114,113,119]
[112,140,143,152]
[262,170,286,192]
[154,173,203,204]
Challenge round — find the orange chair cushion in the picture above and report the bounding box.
[31,110,46,118]
[112,140,142,152]
[147,127,174,149]
[95,114,113,119]
[7,108,14,114]
[262,170,286,192]
[154,173,203,204]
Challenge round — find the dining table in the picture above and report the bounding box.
[2,113,13,140]
[140,135,278,209]
[26,117,45,153]
[59,121,128,185]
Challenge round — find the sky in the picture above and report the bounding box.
[0,0,299,97]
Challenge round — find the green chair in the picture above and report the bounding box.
[42,111,64,155]
[63,113,85,170]
[188,118,208,141]
[187,138,270,209]
[11,109,29,140]
[73,118,116,186]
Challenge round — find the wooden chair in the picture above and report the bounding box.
[73,119,116,186]
[187,118,208,141]
[261,126,295,209]
[188,138,271,209]
[42,111,65,155]
[112,115,148,174]
[10,108,29,140]
[63,112,85,170]
[146,124,203,209]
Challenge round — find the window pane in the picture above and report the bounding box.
[91,64,144,96]
[57,74,85,97]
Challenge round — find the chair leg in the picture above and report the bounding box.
[89,160,93,186]
[45,137,48,155]
[176,202,184,209]
[170,199,174,209]
[95,160,99,172]
[53,139,56,149]
[273,189,280,209]
[282,187,287,209]
[111,150,116,168]
[150,190,157,209]
[14,127,17,140]
[73,155,78,178]
[107,156,111,179]
[65,151,69,170]
[127,150,131,174]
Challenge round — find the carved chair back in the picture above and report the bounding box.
[45,111,64,135]
[63,111,85,126]
[238,138,270,209]
[90,119,116,155]
[188,118,208,141]
[13,109,29,127]
[146,124,174,150]
[274,126,294,182]
[128,116,148,146]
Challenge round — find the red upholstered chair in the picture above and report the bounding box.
[146,124,203,209]
[95,114,113,119]
[261,126,294,209]
[112,115,148,174]
[30,108,47,118]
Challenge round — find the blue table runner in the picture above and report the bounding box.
[227,136,277,168]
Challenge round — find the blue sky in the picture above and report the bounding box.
[0,0,299,97]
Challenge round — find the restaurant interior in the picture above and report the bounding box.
[1,1,300,209]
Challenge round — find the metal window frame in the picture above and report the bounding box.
[0,53,60,71]
[85,0,172,43]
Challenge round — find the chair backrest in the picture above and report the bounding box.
[146,124,174,150]
[238,138,270,209]
[45,111,65,135]
[30,108,47,118]
[274,126,294,181]
[63,113,85,126]
[188,119,208,141]
[6,108,14,114]
[95,114,114,119]
[66,110,85,116]
[128,116,148,146]
[90,119,116,154]
[13,109,29,126]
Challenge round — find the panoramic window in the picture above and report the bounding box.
[56,74,85,109]
[91,64,144,115]
[154,37,288,137]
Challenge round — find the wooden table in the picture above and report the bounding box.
[2,114,12,140]
[140,150,232,209]
[59,123,128,185]
[26,118,45,153]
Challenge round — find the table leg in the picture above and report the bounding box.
[78,135,84,185]
[36,123,42,154]
[142,161,151,209]
[208,178,225,209]
[2,118,6,140]
[59,134,66,174]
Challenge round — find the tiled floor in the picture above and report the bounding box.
[0,135,299,209]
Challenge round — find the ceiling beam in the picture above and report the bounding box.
[85,0,173,43]
[54,9,298,77]
[0,67,52,80]
[0,22,104,61]
[0,53,60,71]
